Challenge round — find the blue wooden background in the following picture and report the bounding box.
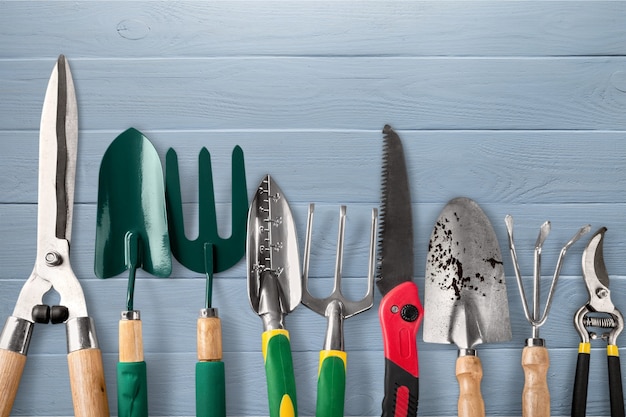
[1,1,626,416]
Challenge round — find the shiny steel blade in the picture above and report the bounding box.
[582,228,611,312]
[38,55,78,245]
[11,56,87,322]
[376,125,414,295]
[423,197,511,349]
[247,175,302,320]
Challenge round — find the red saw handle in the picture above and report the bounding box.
[379,281,423,417]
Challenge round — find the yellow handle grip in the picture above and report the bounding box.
[0,349,27,417]
[521,345,550,417]
[456,355,485,417]
[68,348,110,417]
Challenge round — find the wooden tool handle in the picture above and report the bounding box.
[197,316,222,361]
[0,349,27,417]
[456,355,485,417]
[119,318,144,362]
[68,348,110,417]
[521,345,550,417]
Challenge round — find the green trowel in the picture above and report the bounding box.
[95,127,172,417]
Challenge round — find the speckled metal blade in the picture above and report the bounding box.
[423,197,511,349]
[376,125,414,296]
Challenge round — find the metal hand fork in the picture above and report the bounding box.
[505,215,590,417]
[165,146,248,417]
[302,204,377,417]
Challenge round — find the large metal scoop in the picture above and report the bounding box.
[95,127,172,417]
[423,197,511,417]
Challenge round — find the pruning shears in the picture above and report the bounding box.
[572,227,624,417]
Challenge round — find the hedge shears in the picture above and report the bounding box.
[0,55,110,417]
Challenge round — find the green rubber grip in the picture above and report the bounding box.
[262,329,298,417]
[196,361,226,417]
[316,351,346,417]
[117,361,148,417]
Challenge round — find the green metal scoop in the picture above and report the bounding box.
[94,127,172,417]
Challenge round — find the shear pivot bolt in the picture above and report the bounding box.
[596,288,609,299]
[45,251,62,266]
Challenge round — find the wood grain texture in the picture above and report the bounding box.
[1,2,625,58]
[197,316,222,361]
[67,348,110,417]
[1,1,625,416]
[522,345,551,417]
[0,349,26,417]
[456,355,485,417]
[119,319,144,362]
[2,58,626,131]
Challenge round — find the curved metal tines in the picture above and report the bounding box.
[302,204,377,351]
[505,215,590,337]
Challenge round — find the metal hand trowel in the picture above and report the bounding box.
[423,197,511,417]
[247,174,302,417]
[95,127,171,417]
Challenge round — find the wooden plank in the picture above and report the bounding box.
[1,2,625,58]
[0,202,620,280]
[6,348,623,416]
[1,130,625,206]
[2,58,626,131]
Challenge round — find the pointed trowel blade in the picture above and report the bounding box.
[423,197,511,350]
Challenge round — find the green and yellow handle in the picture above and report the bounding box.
[262,329,298,417]
[196,309,226,417]
[316,350,347,417]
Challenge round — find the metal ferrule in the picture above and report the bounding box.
[199,308,218,318]
[526,338,545,347]
[121,310,140,321]
[259,273,286,331]
[261,311,285,331]
[66,317,99,352]
[323,300,345,351]
[458,348,477,357]
[0,316,33,355]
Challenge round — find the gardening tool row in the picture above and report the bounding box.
[1,55,625,417]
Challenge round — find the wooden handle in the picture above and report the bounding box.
[197,316,222,361]
[68,348,110,417]
[119,319,144,362]
[456,355,485,417]
[0,349,27,417]
[521,345,550,417]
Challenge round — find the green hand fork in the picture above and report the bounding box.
[165,146,248,417]
[302,204,377,417]
[95,127,172,417]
